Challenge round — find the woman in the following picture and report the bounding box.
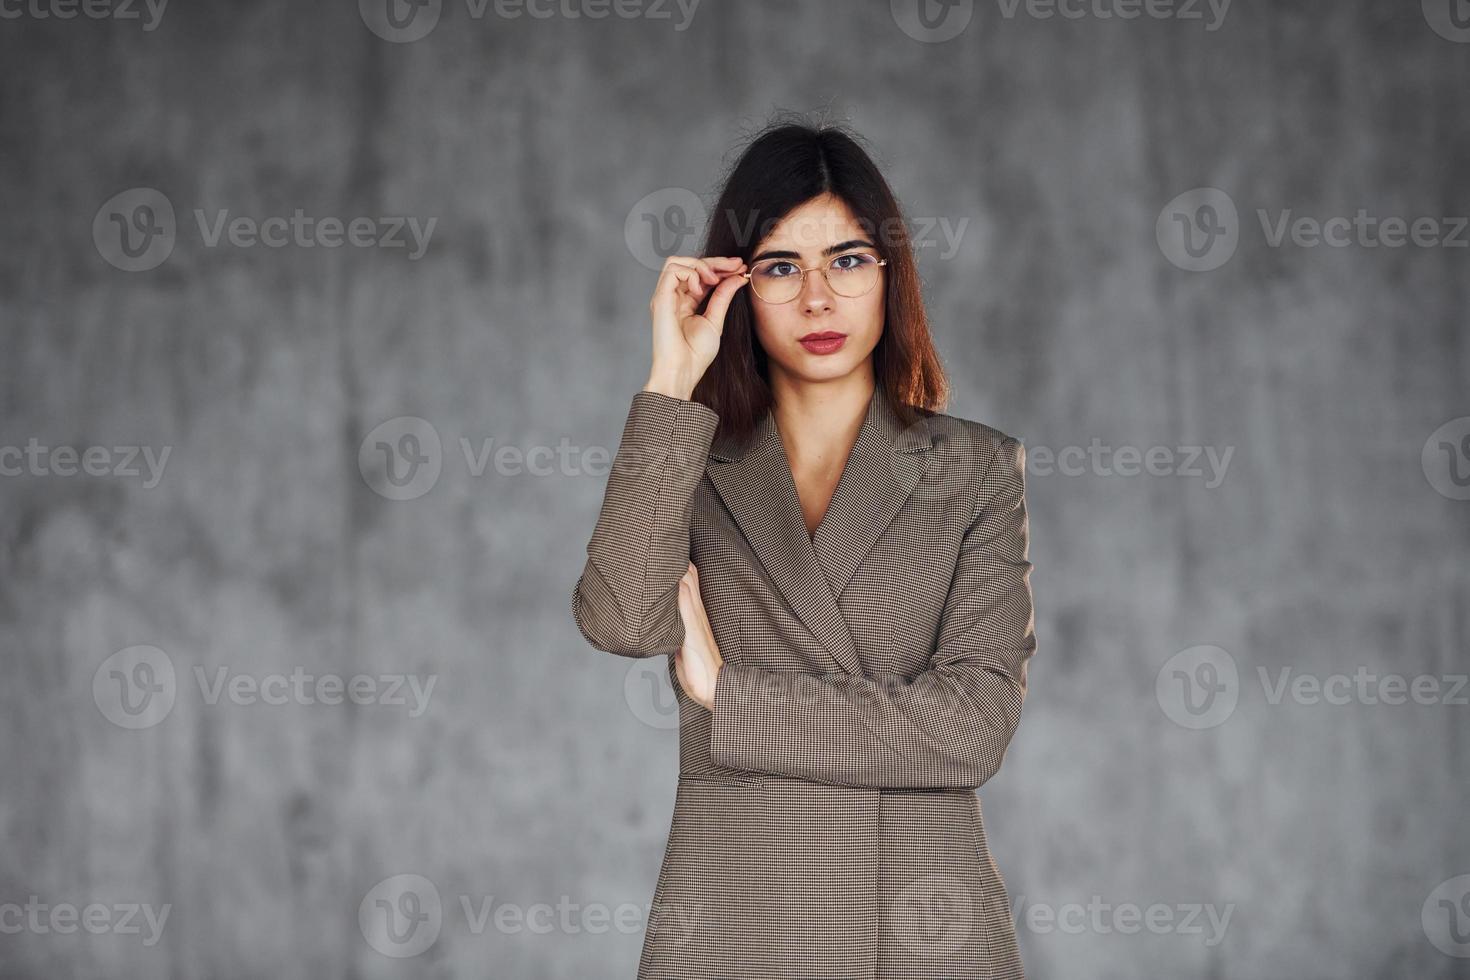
[572,120,1035,979]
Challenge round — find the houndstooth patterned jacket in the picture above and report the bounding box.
[572,381,1035,979]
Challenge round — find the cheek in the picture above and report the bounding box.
[751,306,792,348]
[866,289,886,323]
[852,293,886,344]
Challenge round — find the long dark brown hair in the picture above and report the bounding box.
[691,115,950,449]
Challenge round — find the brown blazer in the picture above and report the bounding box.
[572,382,1035,979]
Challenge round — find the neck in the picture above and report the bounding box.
[768,364,876,466]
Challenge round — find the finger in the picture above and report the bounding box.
[705,264,747,285]
[677,580,696,619]
[700,272,748,328]
[663,255,720,284]
[653,262,709,314]
[683,584,709,628]
[668,262,711,302]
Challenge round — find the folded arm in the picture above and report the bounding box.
[708,435,1035,790]
[571,390,720,657]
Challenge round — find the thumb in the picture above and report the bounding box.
[699,271,748,329]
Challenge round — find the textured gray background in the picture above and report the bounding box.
[1,1,1467,977]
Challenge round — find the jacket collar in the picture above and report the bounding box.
[706,384,934,675]
[708,381,933,463]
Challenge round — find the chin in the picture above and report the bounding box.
[778,351,872,384]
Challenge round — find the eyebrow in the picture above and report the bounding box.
[750,238,877,264]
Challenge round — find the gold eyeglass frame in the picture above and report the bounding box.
[739,251,888,304]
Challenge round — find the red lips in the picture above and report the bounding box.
[797,332,848,355]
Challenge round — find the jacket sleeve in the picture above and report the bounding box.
[708,435,1035,790]
[571,389,721,657]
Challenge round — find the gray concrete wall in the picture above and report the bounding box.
[0,1,1466,977]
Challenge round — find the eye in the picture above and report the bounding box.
[756,260,799,278]
[831,252,877,271]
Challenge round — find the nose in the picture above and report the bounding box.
[799,267,835,315]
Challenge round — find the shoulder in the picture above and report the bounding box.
[913,408,1026,510]
[919,408,1021,467]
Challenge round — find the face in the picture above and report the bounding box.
[745,192,886,389]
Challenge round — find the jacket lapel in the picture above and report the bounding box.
[707,384,934,676]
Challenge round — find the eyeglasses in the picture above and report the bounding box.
[740,250,887,304]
